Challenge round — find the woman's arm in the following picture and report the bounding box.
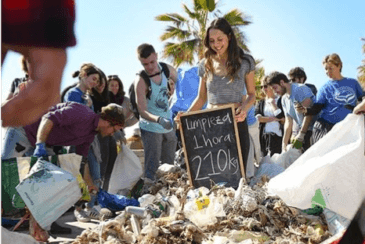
[241,70,256,112]
[187,75,208,112]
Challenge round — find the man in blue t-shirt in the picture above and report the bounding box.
[268,71,315,152]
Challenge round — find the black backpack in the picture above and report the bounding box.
[129,62,170,119]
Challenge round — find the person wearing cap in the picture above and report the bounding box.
[1,102,124,235]
[134,43,178,181]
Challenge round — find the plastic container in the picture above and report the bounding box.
[125,206,147,218]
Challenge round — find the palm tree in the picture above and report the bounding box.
[358,38,365,89]
[155,0,251,67]
[254,62,265,101]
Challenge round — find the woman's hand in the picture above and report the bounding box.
[354,100,365,114]
[174,112,184,130]
[235,106,247,122]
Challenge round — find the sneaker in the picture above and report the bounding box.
[74,209,90,222]
[99,208,114,220]
[84,207,100,220]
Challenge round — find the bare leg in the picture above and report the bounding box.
[1,45,66,127]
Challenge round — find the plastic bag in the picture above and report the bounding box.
[1,226,39,244]
[108,144,143,195]
[268,114,365,220]
[271,146,302,169]
[16,158,81,229]
[2,153,85,214]
[97,189,139,212]
[249,162,285,186]
[57,153,90,201]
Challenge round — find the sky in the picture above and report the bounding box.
[1,0,365,135]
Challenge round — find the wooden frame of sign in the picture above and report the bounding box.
[179,104,245,189]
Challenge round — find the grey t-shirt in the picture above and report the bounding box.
[198,54,255,104]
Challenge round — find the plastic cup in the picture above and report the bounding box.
[125,206,147,217]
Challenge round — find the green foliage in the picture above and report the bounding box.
[155,0,251,67]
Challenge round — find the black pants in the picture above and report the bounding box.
[263,132,282,157]
[237,121,250,173]
[303,130,313,152]
[99,135,118,191]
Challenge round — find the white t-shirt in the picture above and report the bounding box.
[263,98,282,137]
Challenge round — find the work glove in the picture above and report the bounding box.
[158,117,173,130]
[292,131,306,149]
[33,142,48,158]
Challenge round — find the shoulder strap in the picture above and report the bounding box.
[138,70,152,99]
[159,62,170,79]
[138,62,170,100]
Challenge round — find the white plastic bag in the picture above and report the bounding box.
[1,227,39,244]
[16,158,81,230]
[268,114,365,220]
[249,161,285,186]
[271,146,302,169]
[108,144,143,195]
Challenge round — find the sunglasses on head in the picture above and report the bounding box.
[108,75,119,80]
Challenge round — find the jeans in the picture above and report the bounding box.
[141,129,177,181]
[85,138,102,209]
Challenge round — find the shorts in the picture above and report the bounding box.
[2,0,76,48]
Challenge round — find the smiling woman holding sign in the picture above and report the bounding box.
[177,18,256,172]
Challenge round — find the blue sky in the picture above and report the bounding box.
[2,0,365,113]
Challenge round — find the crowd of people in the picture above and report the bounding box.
[2,15,365,242]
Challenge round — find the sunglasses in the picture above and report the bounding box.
[108,75,119,80]
[261,85,268,89]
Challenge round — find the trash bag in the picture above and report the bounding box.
[271,146,302,169]
[108,144,143,195]
[97,189,139,212]
[1,226,39,244]
[268,114,365,220]
[249,162,285,186]
[16,158,81,229]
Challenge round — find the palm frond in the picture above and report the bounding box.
[182,3,196,19]
[155,13,187,28]
[160,26,191,41]
[223,9,251,26]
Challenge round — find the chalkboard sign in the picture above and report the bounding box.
[179,105,245,189]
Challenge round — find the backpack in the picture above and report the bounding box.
[129,62,170,119]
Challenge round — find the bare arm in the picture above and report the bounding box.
[122,97,139,127]
[241,70,256,112]
[282,115,293,150]
[135,76,159,122]
[187,75,208,112]
[167,64,178,90]
[36,117,54,143]
[256,115,278,123]
[6,92,14,101]
[1,47,66,127]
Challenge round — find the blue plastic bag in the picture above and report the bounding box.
[97,189,139,212]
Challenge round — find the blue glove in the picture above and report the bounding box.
[158,117,173,130]
[33,142,48,158]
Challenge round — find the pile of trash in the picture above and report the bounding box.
[72,164,333,244]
